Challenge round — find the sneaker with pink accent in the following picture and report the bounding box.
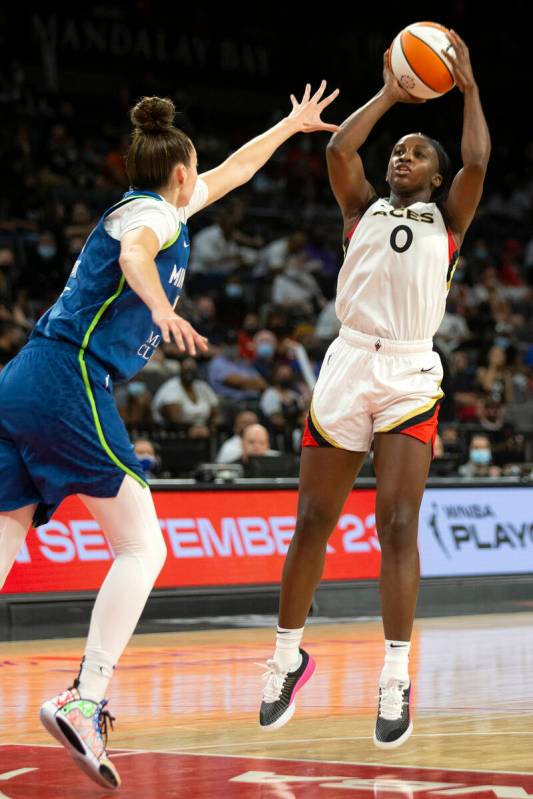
[259,647,316,730]
[40,684,121,790]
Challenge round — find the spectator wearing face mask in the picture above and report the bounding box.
[218,274,247,328]
[133,438,160,479]
[238,313,260,360]
[260,363,304,433]
[152,357,219,437]
[252,329,278,383]
[192,295,225,346]
[458,434,501,478]
[140,346,182,395]
[22,232,64,300]
[116,380,153,426]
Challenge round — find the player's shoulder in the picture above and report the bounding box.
[108,194,178,222]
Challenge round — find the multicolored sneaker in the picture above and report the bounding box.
[259,647,316,730]
[373,679,413,749]
[40,684,121,789]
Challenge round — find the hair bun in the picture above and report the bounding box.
[130,96,175,134]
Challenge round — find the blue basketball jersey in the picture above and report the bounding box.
[31,190,189,382]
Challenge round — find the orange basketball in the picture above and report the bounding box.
[388,21,455,100]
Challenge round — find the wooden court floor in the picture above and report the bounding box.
[1,612,532,797]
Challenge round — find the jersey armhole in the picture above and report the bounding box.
[446,226,461,290]
[343,194,378,247]
[446,226,460,255]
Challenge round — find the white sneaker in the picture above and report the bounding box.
[258,648,316,730]
[373,678,413,749]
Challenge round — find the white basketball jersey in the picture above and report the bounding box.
[335,197,459,341]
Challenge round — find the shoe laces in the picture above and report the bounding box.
[378,681,408,721]
[256,659,288,703]
[69,657,84,692]
[95,700,116,747]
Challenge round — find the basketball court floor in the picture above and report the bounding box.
[2,612,532,797]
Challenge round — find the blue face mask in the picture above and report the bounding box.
[38,244,57,259]
[138,455,157,472]
[226,284,243,298]
[470,448,491,465]
[128,381,146,397]
[256,342,275,359]
[494,337,509,349]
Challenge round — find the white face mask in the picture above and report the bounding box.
[470,448,491,466]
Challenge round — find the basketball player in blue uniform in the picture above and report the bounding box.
[258,32,490,748]
[0,83,338,789]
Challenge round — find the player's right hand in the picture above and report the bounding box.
[382,51,427,104]
[152,310,209,356]
[441,30,476,94]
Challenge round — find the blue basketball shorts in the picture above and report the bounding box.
[0,338,147,527]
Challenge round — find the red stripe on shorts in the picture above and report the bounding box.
[399,402,441,455]
[302,417,320,448]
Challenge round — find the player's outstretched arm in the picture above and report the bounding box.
[200,80,339,207]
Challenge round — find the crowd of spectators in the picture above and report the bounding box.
[2,58,533,481]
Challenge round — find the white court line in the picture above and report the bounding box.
[151,730,533,753]
[6,744,533,776]
[109,745,533,772]
[433,714,528,727]
[0,743,58,748]
[108,750,533,776]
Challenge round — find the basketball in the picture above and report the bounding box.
[388,22,455,100]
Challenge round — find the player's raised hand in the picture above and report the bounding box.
[441,30,476,93]
[287,80,340,133]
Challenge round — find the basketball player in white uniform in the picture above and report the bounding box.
[259,31,490,747]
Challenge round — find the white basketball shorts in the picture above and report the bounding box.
[303,326,444,453]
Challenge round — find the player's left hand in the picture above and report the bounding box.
[153,309,209,356]
[442,30,477,93]
[287,80,340,133]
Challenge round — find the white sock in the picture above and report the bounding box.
[379,639,411,686]
[273,626,304,672]
[78,652,115,703]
